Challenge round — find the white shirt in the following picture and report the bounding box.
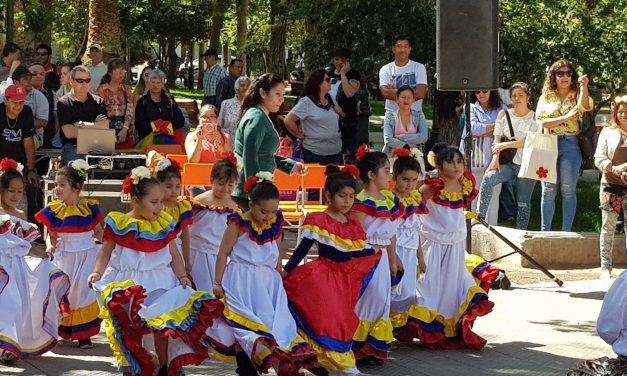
[494,109,537,165]
[379,59,427,113]
[85,62,107,93]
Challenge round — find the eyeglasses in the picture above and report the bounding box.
[35,52,49,57]
[475,90,489,94]
[74,78,91,84]
[556,70,573,78]
[143,73,151,77]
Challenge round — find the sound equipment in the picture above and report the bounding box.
[436,0,499,91]
[86,154,147,180]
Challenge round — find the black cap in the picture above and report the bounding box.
[201,48,219,58]
[11,67,31,81]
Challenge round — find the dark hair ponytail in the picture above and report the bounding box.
[324,165,358,196]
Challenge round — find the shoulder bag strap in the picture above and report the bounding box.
[504,110,516,141]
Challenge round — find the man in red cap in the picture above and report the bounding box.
[0,85,38,186]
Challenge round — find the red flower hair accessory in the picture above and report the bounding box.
[122,176,134,194]
[392,148,411,158]
[221,151,238,165]
[356,144,369,161]
[170,158,182,171]
[341,164,360,178]
[244,176,259,193]
[0,158,19,172]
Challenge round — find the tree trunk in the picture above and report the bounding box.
[209,0,230,52]
[197,43,206,90]
[166,39,178,86]
[186,42,195,90]
[236,0,250,71]
[267,0,287,78]
[86,0,122,61]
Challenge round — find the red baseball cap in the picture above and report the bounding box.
[5,85,27,102]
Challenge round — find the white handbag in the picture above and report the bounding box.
[518,126,558,184]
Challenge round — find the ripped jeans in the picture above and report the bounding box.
[541,135,581,231]
[477,162,536,230]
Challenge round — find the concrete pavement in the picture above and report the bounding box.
[1,278,617,376]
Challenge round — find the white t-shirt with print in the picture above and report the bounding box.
[494,109,537,165]
[379,60,428,113]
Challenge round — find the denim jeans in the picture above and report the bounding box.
[301,148,343,165]
[61,143,78,166]
[499,180,517,220]
[478,162,537,230]
[541,135,581,231]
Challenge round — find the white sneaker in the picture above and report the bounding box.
[600,269,612,280]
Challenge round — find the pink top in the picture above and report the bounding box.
[395,111,417,135]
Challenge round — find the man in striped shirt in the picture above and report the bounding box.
[202,48,226,105]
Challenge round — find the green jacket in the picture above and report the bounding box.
[233,106,296,199]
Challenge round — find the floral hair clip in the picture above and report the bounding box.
[0,158,24,175]
[391,148,411,158]
[243,171,274,193]
[615,95,627,105]
[341,164,360,178]
[122,166,152,194]
[70,159,90,177]
[155,158,172,172]
[427,150,438,168]
[220,151,238,165]
[356,144,369,161]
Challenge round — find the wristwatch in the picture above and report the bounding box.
[76,121,84,128]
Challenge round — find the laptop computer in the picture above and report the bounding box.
[77,128,116,154]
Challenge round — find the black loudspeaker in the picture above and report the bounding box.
[436,0,499,91]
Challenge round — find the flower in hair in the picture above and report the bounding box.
[170,159,182,171]
[0,158,23,175]
[256,171,274,183]
[244,176,258,193]
[427,150,438,168]
[130,166,151,184]
[155,158,172,172]
[122,176,133,194]
[616,95,627,104]
[392,148,411,158]
[410,148,423,160]
[341,164,360,178]
[356,144,369,161]
[221,151,238,165]
[70,159,90,177]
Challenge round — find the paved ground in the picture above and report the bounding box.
[1,277,618,376]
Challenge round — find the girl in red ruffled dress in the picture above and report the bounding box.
[283,165,380,375]
[415,143,494,349]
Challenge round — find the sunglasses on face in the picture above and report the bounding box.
[74,78,91,84]
[35,52,49,57]
[556,70,573,78]
[475,90,488,94]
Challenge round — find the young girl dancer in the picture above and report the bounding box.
[153,157,193,274]
[35,159,103,349]
[212,173,316,376]
[351,145,403,365]
[87,167,223,376]
[189,152,239,293]
[388,148,430,340]
[0,158,70,363]
[283,165,380,375]
[414,143,494,349]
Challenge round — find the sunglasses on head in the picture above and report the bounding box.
[74,78,91,84]
[556,70,573,78]
[35,52,49,57]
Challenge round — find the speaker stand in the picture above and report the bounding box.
[464,93,473,254]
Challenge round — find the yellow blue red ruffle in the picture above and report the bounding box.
[390,285,493,350]
[163,197,193,231]
[352,190,404,220]
[301,212,367,253]
[399,190,429,217]
[0,217,40,241]
[35,199,103,233]
[59,301,102,340]
[466,254,500,293]
[229,211,284,245]
[102,211,178,253]
[424,171,478,209]
[190,198,238,216]
[352,317,395,359]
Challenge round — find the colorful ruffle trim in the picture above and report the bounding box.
[102,211,178,253]
[466,254,500,293]
[424,171,478,209]
[0,216,40,242]
[223,307,317,374]
[34,199,103,233]
[352,317,395,360]
[301,212,367,253]
[228,211,284,245]
[99,280,223,375]
[59,301,102,340]
[390,285,494,350]
[163,197,194,231]
[352,190,404,220]
[190,198,239,216]
[399,190,429,217]
[297,330,356,372]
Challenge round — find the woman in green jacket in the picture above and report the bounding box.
[232,73,307,209]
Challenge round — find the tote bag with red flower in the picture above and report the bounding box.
[518,126,558,184]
